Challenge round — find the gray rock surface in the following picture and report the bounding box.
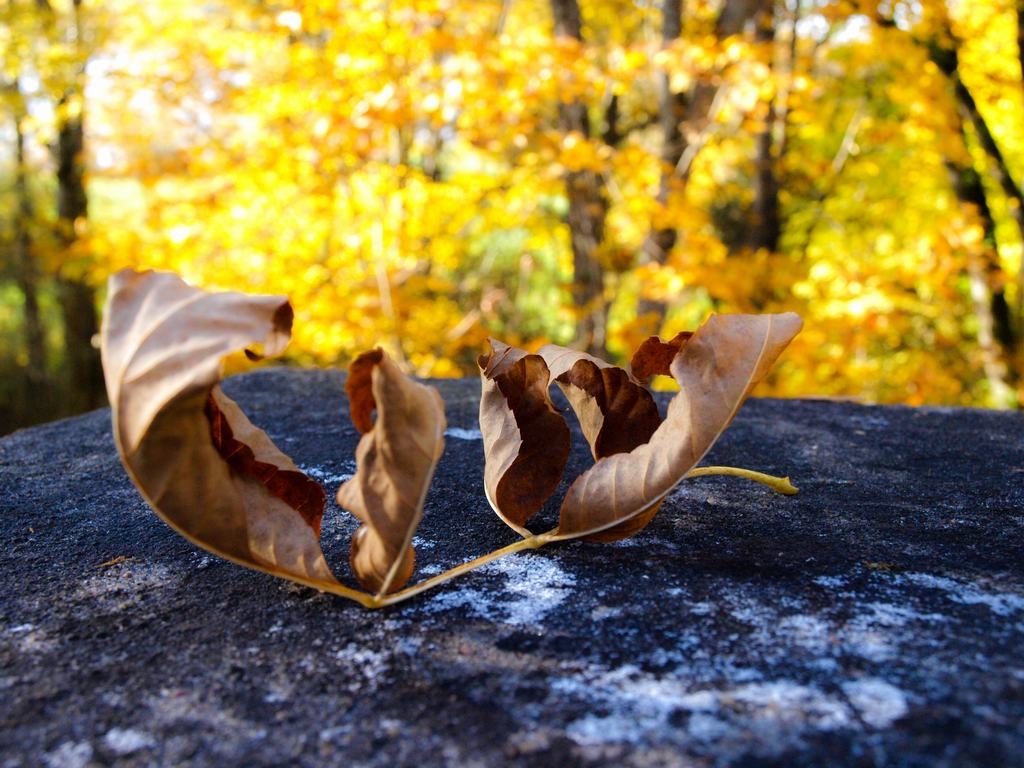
[1,368,1023,767]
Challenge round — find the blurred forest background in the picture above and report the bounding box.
[3,0,1024,435]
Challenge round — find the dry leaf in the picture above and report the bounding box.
[478,339,571,536]
[478,314,801,542]
[337,349,446,594]
[102,268,803,607]
[101,269,339,586]
[539,349,662,461]
[630,331,693,380]
[534,345,665,542]
[554,313,803,540]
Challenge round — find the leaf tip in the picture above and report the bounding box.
[350,525,415,594]
[346,347,386,434]
[481,350,571,529]
[629,331,693,381]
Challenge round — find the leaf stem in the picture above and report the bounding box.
[685,465,798,494]
[369,532,558,607]
[345,466,797,608]
[273,574,380,608]
[325,587,379,608]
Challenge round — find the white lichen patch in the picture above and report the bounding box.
[610,570,973,686]
[688,601,715,616]
[42,740,94,768]
[728,595,776,628]
[415,562,445,577]
[692,571,952,668]
[480,553,575,626]
[838,602,921,663]
[554,663,910,758]
[900,572,1024,617]
[3,622,57,655]
[75,562,179,611]
[728,680,853,730]
[554,664,683,746]
[332,642,392,694]
[709,589,843,665]
[103,727,155,756]
[841,678,909,728]
[774,614,833,655]
[418,584,493,618]
[421,553,575,628]
[533,568,954,757]
[299,462,355,486]
[556,659,917,759]
[444,427,483,441]
[813,574,849,590]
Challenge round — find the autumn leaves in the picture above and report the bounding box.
[101,269,801,608]
[480,315,802,548]
[102,270,343,594]
[338,349,445,596]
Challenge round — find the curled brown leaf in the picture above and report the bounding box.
[630,331,693,380]
[538,348,663,461]
[535,346,665,542]
[345,348,384,434]
[554,313,803,541]
[103,269,803,607]
[101,268,339,586]
[478,339,570,535]
[337,349,446,595]
[206,391,326,536]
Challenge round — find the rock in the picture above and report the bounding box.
[1,368,1022,767]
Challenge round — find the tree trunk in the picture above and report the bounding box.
[954,79,1024,343]
[1018,0,1024,100]
[550,0,609,357]
[928,38,1024,351]
[11,91,48,393]
[56,99,104,414]
[745,0,781,254]
[638,0,765,328]
[946,161,1016,405]
[55,0,104,414]
[637,0,687,328]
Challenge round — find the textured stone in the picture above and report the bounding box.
[1,368,1022,767]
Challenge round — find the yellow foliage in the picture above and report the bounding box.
[5,0,1024,411]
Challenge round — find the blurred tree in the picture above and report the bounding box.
[869,0,1022,403]
[551,0,609,356]
[1,0,103,431]
[3,1,50,425]
[8,84,46,397]
[637,0,766,327]
[52,0,104,414]
[4,0,1024,432]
